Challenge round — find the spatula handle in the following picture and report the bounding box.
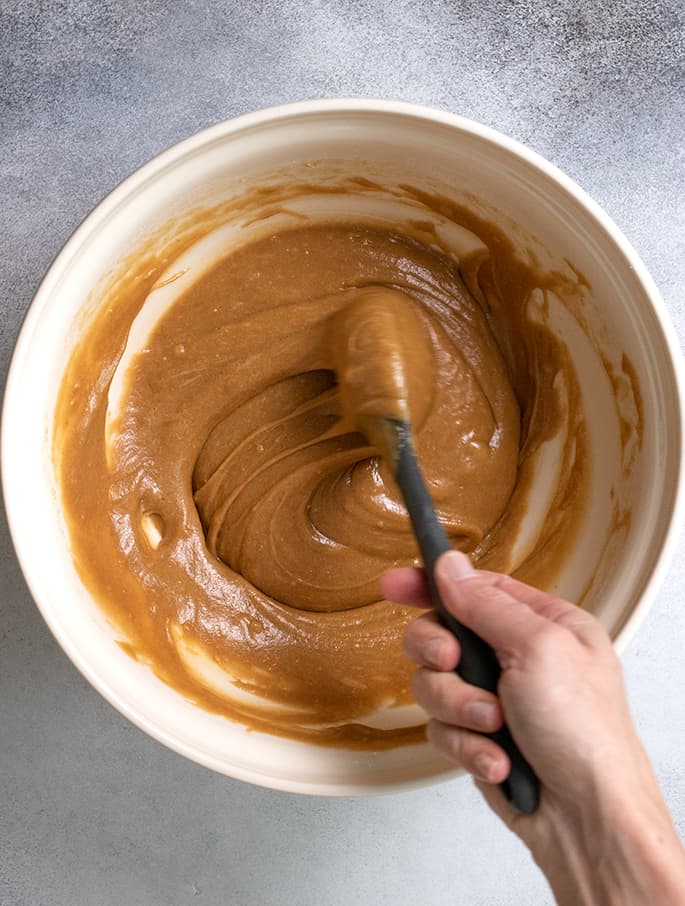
[393,429,540,815]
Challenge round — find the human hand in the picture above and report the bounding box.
[381,551,685,905]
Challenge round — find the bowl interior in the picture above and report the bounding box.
[3,102,682,794]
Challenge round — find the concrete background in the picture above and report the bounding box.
[1,1,683,903]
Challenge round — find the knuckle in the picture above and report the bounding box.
[411,668,438,709]
[432,675,458,719]
[461,574,500,602]
[410,667,426,702]
[454,576,515,622]
[518,622,566,662]
[404,616,438,659]
[404,619,433,654]
[428,721,465,764]
[446,731,466,764]
[413,671,461,724]
[459,734,493,776]
[402,628,420,661]
[459,731,482,762]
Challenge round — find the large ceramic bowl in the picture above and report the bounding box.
[3,100,684,795]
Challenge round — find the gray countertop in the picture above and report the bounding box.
[1,2,684,904]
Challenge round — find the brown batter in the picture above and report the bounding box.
[54,185,588,748]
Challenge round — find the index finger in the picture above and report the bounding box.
[380,566,431,609]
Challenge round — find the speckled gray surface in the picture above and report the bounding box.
[1,2,684,904]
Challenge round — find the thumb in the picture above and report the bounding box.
[435,552,550,656]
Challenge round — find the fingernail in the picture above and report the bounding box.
[467,701,499,731]
[424,638,444,666]
[474,753,497,782]
[439,551,475,581]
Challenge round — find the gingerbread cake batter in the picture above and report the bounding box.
[55,186,587,747]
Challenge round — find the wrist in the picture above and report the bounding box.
[530,746,685,905]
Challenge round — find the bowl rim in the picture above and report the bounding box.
[3,98,685,794]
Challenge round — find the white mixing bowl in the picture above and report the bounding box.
[3,100,684,795]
